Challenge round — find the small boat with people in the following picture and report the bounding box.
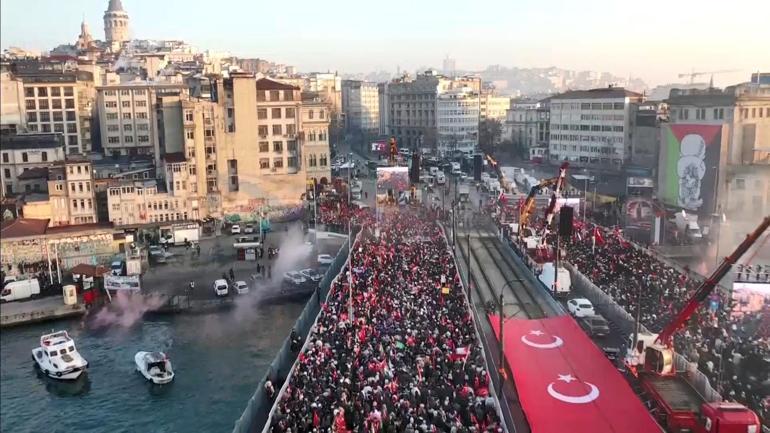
[134,351,174,384]
[31,330,89,380]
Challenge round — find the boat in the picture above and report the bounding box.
[31,330,88,380]
[134,351,174,384]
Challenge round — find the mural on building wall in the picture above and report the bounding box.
[224,199,305,224]
[660,124,722,213]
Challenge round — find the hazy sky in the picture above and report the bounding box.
[2,0,768,87]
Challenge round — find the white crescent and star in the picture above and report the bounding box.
[520,329,564,349]
[547,374,600,404]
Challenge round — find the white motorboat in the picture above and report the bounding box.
[134,351,174,384]
[31,330,88,380]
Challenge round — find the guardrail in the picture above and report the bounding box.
[231,232,354,433]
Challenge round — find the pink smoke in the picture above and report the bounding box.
[89,291,166,329]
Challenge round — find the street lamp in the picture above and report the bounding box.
[496,278,523,395]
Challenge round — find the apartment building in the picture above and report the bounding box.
[51,157,98,225]
[96,81,187,166]
[505,98,551,154]
[106,178,193,226]
[480,92,510,121]
[341,80,380,134]
[1,133,65,196]
[17,70,96,154]
[1,71,25,134]
[387,71,481,151]
[436,88,480,154]
[378,82,390,136]
[301,93,332,183]
[548,87,643,167]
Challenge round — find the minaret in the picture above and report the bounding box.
[103,0,130,51]
[76,18,94,50]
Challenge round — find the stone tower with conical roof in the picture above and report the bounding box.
[103,0,129,51]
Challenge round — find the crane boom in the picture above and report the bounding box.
[656,216,770,346]
[518,162,569,243]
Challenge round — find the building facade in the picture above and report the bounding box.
[548,87,643,167]
[51,158,98,225]
[1,134,65,196]
[103,0,130,51]
[436,88,479,154]
[96,81,187,165]
[301,94,332,183]
[505,99,551,155]
[480,92,509,121]
[1,71,25,135]
[378,82,389,136]
[341,80,380,134]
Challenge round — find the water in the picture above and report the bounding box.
[0,302,304,433]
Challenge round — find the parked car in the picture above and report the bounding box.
[299,268,323,283]
[317,254,334,265]
[233,280,249,295]
[111,260,124,276]
[213,279,229,297]
[283,271,307,286]
[579,314,610,337]
[243,224,255,234]
[0,278,41,303]
[230,224,241,235]
[148,245,164,257]
[567,297,596,318]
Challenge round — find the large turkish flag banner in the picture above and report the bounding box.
[489,315,662,433]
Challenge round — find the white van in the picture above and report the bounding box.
[436,173,446,185]
[1,278,41,303]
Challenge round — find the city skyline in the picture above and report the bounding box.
[1,0,769,87]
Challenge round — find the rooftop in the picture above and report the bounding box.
[163,152,186,163]
[0,218,50,239]
[0,133,63,150]
[256,78,299,91]
[551,87,643,100]
[17,167,50,180]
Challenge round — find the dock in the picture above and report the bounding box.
[1,297,86,328]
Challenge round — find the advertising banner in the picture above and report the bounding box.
[659,124,722,213]
[376,167,409,205]
[104,275,141,292]
[731,282,770,319]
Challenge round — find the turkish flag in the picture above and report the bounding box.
[489,315,660,433]
[593,227,605,246]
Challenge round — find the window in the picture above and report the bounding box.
[319,110,325,119]
[53,112,63,122]
[52,99,62,109]
[124,136,133,142]
[38,99,49,110]
[66,111,76,121]
[258,108,267,119]
[285,108,295,118]
[285,91,294,101]
[65,99,75,109]
[25,87,35,97]
[106,113,118,120]
[679,109,689,120]
[184,111,194,122]
[735,178,746,190]
[286,124,296,136]
[138,135,149,143]
[186,130,194,140]
[272,125,282,136]
[258,126,268,137]
[25,99,36,110]
[134,89,145,96]
[270,90,280,101]
[319,154,328,166]
[78,182,83,192]
[1,153,7,163]
[137,123,149,131]
[273,141,283,152]
[41,151,48,162]
[37,87,47,97]
[259,141,269,152]
[259,158,270,169]
[123,113,132,119]
[3,168,10,179]
[120,90,130,96]
[105,101,118,108]
[63,87,74,97]
[287,156,297,168]
[271,108,281,119]
[273,158,283,168]
[55,184,63,191]
[309,154,317,167]
[696,108,706,120]
[26,112,37,122]
[121,101,131,108]
[136,100,147,107]
[123,124,133,132]
[752,108,756,118]
[22,152,28,162]
[67,123,77,133]
[108,136,120,144]
[136,112,147,119]
[309,110,314,119]
[107,125,119,132]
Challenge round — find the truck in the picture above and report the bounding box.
[435,172,446,185]
[171,223,201,246]
[639,372,760,433]
[0,278,41,302]
[537,262,571,296]
[673,212,703,243]
[451,162,462,175]
[458,184,470,202]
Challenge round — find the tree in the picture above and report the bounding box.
[478,119,503,154]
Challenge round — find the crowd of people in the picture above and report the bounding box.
[269,209,501,433]
[562,223,769,423]
[318,195,356,233]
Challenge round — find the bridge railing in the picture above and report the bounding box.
[231,233,353,433]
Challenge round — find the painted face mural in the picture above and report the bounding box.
[677,134,707,210]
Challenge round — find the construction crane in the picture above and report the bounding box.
[518,162,569,250]
[677,69,739,85]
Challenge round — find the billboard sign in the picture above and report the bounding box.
[104,275,141,292]
[376,167,409,205]
[659,124,722,213]
[730,282,770,319]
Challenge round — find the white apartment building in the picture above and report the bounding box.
[436,88,480,155]
[1,71,25,134]
[106,178,194,226]
[301,94,332,183]
[480,93,510,121]
[1,133,65,196]
[97,81,187,166]
[54,158,97,225]
[255,79,303,176]
[342,80,380,134]
[549,87,643,167]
